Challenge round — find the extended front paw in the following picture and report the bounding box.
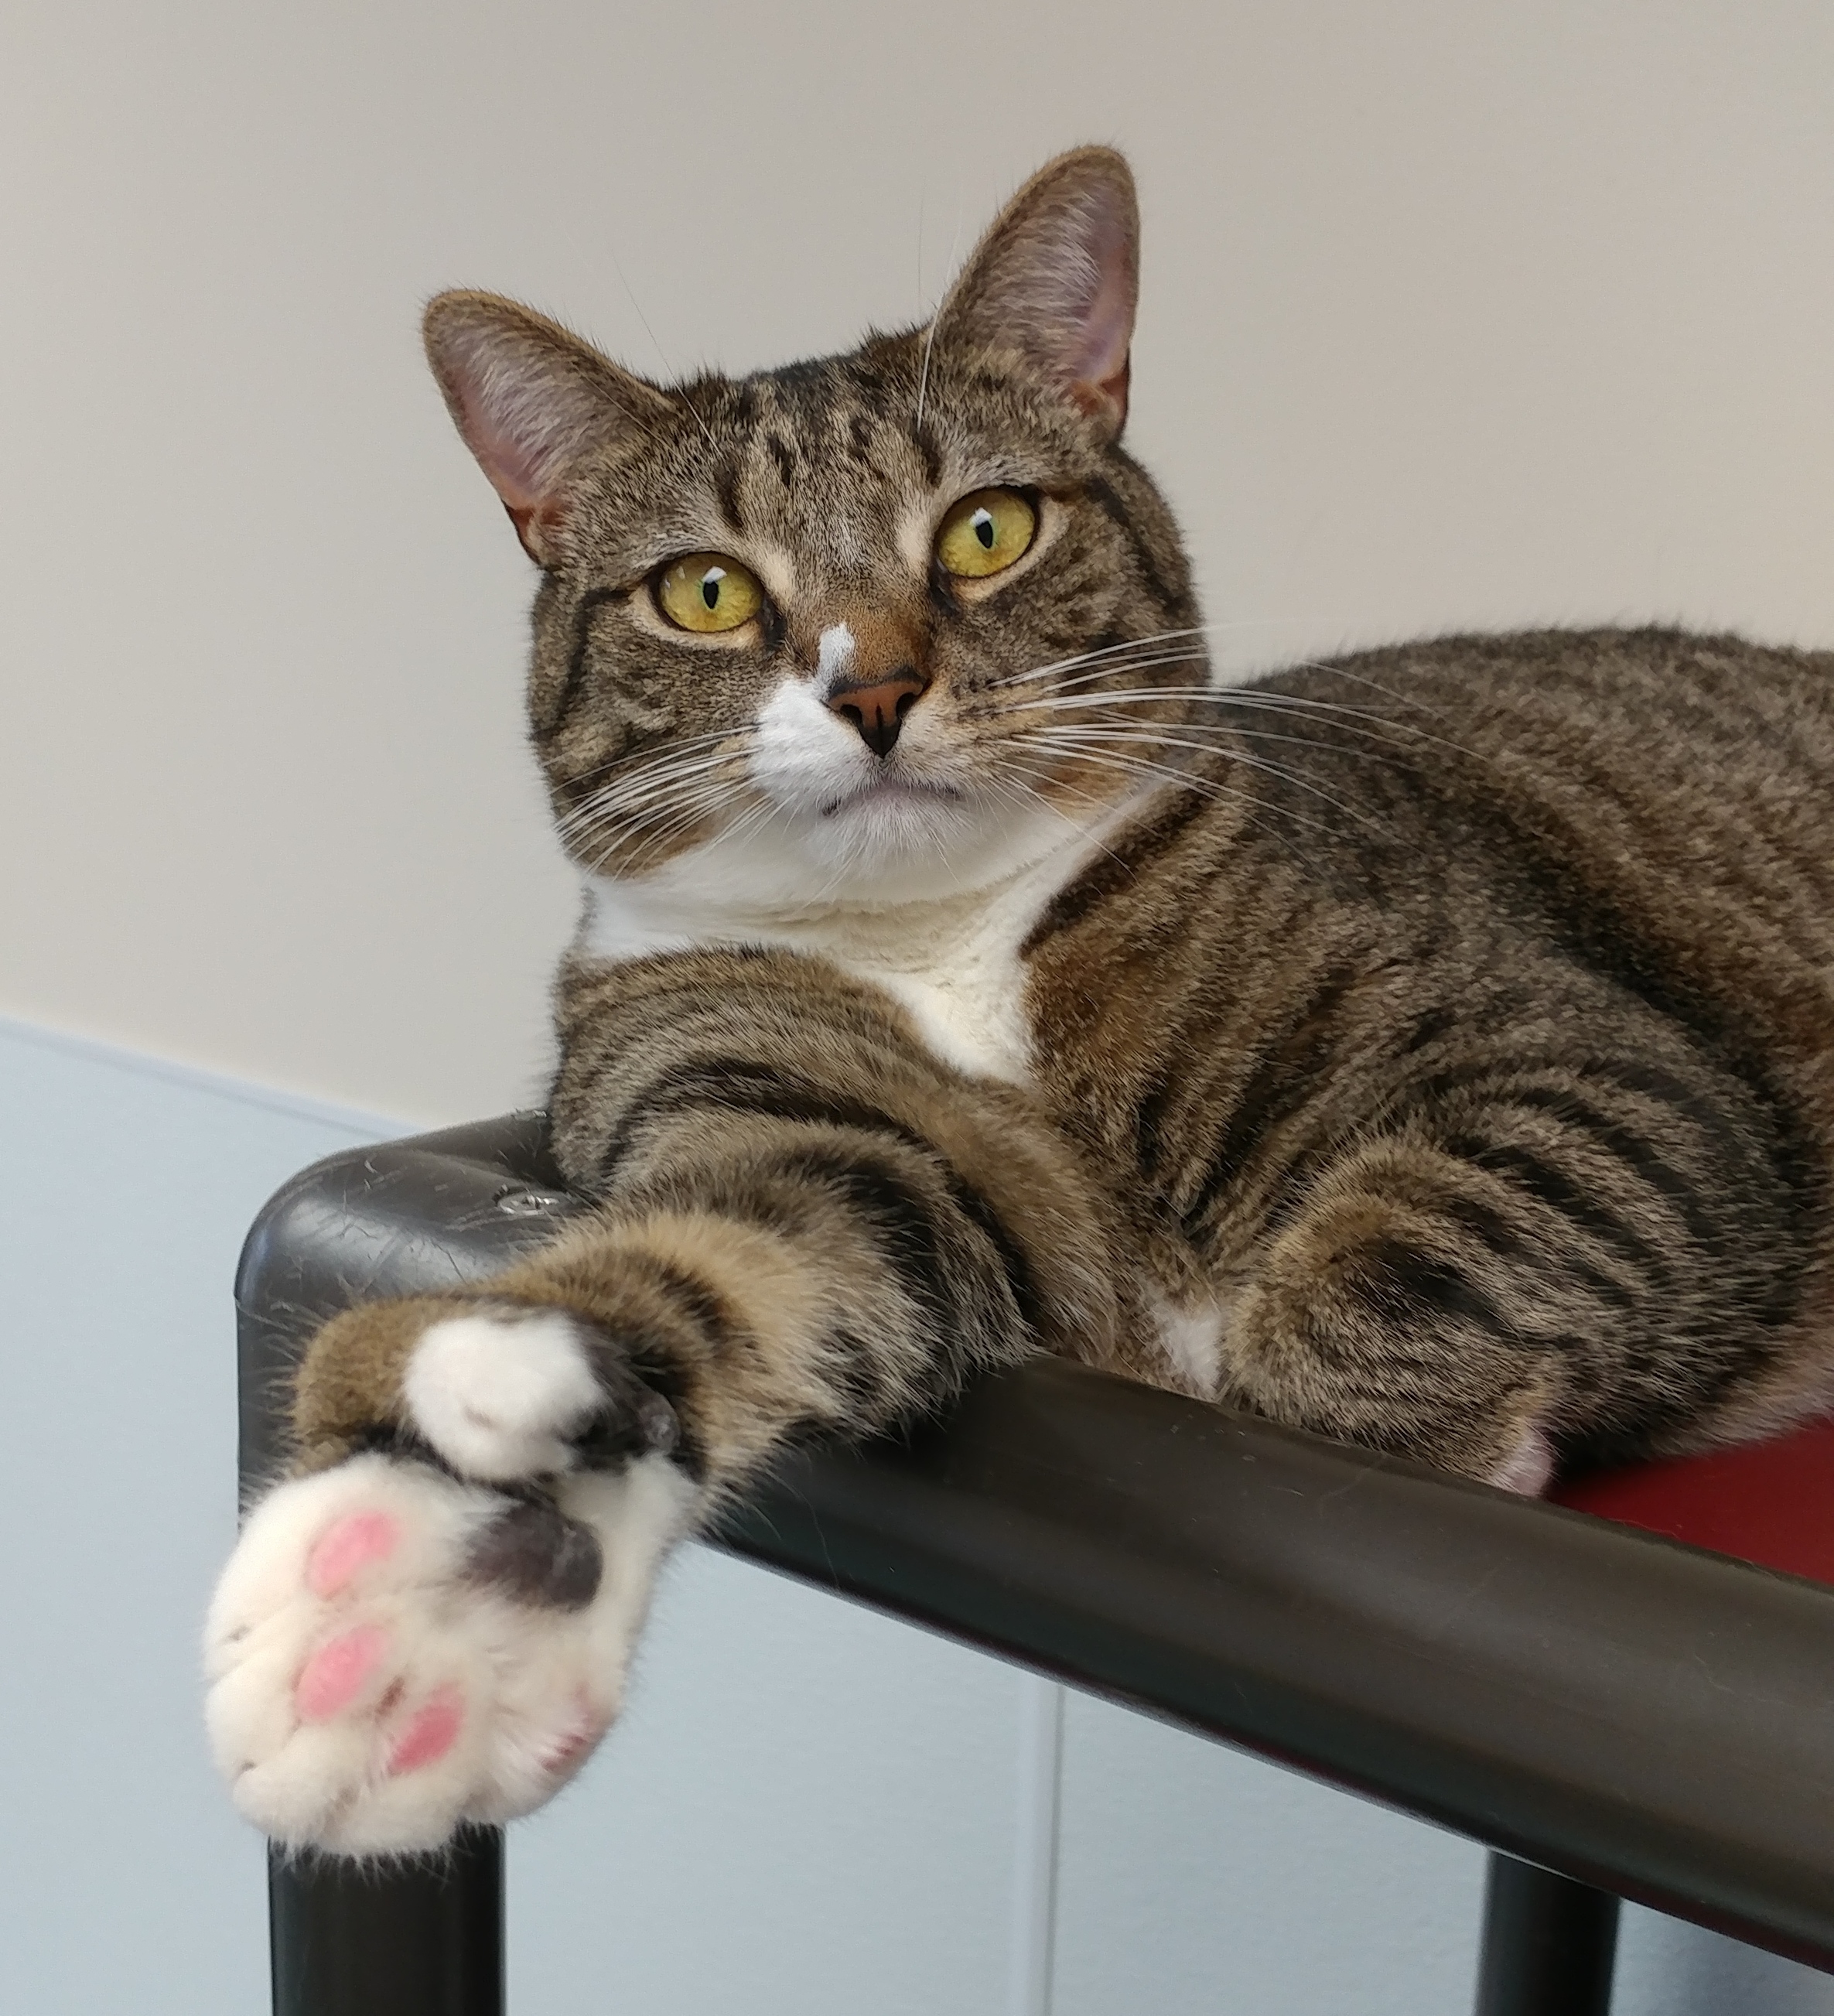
[205,1450,696,1853]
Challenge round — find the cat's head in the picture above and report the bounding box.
[425,147,1204,909]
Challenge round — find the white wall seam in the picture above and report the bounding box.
[0,1010,399,1140]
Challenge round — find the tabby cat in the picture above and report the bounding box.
[205,147,1834,1854]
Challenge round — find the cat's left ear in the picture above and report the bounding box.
[933,146,1139,439]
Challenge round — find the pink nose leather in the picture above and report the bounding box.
[828,673,927,757]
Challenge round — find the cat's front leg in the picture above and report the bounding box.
[210,953,1125,1854]
[206,1294,695,1856]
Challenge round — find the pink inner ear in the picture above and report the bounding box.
[939,159,1139,434]
[441,350,558,518]
[1071,249,1135,395]
[1054,194,1136,424]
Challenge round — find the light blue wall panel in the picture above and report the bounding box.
[0,1019,383,2016]
[1051,1691,1487,2015]
[512,1555,1038,2016]
[1615,1907,1834,2016]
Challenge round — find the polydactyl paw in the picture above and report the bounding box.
[204,1307,693,1854]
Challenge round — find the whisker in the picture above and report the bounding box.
[989,685,1419,727]
[1015,712,1412,766]
[562,751,743,825]
[1274,655,1463,725]
[598,780,760,871]
[981,760,1143,873]
[978,691,1424,764]
[989,629,1216,689]
[987,617,1366,692]
[563,786,734,860]
[996,651,1219,695]
[557,727,740,805]
[992,627,1467,735]
[599,239,722,458]
[561,768,735,842]
[557,737,750,840]
[1026,726,1388,835]
[569,757,749,844]
[988,675,1476,760]
[1006,741,1337,837]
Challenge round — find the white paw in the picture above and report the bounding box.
[204,1450,695,1854]
[405,1308,604,1481]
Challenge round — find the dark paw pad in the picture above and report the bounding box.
[463,1497,603,1609]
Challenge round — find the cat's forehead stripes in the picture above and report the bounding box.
[697,357,943,585]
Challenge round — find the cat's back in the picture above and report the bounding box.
[1255,627,1834,1031]
[1279,624,1834,853]
[1023,625,1834,1208]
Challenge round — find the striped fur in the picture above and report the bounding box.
[213,149,1834,1846]
[292,149,1834,1501]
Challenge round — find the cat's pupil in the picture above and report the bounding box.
[700,567,726,610]
[972,510,996,549]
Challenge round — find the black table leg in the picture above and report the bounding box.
[236,1122,556,2016]
[269,1830,504,2016]
[1475,1853,1619,2016]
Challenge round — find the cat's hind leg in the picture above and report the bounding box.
[1219,1137,1587,1490]
[205,1307,694,1855]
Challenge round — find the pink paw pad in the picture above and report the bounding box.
[295,1625,389,1722]
[306,1511,400,1598]
[387,1690,464,1776]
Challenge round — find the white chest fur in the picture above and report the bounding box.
[812,868,1053,1082]
[576,804,1136,1085]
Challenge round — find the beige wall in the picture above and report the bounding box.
[5,1,1832,1122]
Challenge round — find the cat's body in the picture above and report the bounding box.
[205,150,1834,1855]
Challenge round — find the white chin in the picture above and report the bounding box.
[805,787,969,865]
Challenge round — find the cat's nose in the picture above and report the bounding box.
[827,670,928,758]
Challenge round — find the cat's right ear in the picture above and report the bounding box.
[422,292,675,567]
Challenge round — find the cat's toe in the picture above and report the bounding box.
[204,1448,698,1853]
[205,1456,500,1850]
[230,1630,489,1854]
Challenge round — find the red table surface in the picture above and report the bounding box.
[1552,1419,1834,1587]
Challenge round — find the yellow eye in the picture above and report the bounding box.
[654,553,764,634]
[936,487,1037,579]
